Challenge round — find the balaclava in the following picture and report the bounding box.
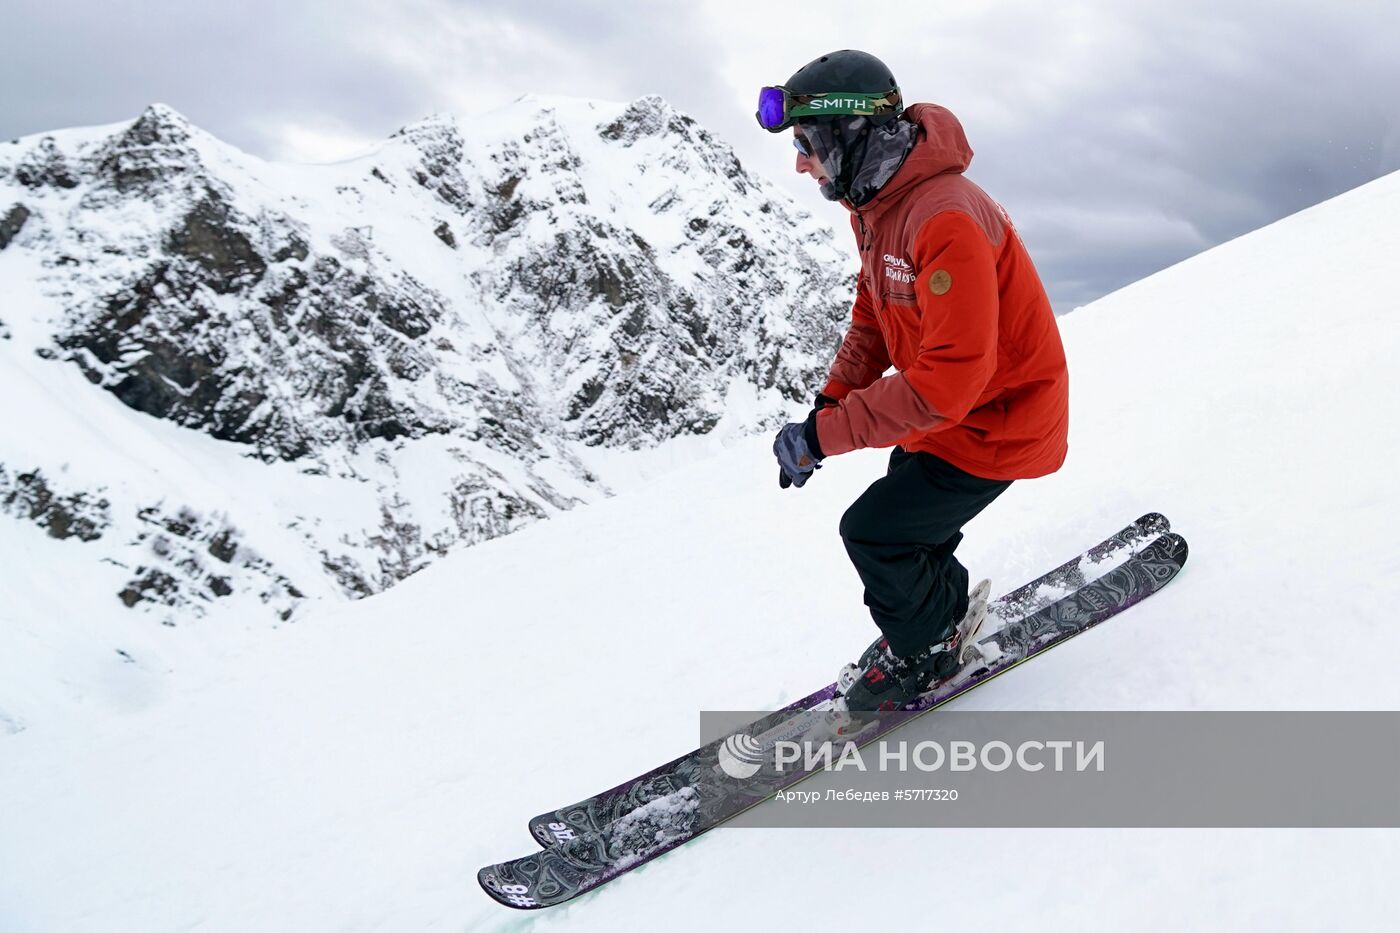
[801,114,917,207]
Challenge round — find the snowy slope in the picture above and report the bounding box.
[3,165,1400,929]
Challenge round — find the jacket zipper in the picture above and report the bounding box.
[855,206,896,356]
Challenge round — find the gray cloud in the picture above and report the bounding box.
[708,1,1400,309]
[1,1,429,153]
[2,0,1397,312]
[925,1,1400,307]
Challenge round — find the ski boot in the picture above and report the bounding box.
[835,579,991,713]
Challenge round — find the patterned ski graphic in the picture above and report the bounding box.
[528,512,1169,848]
[480,530,1188,909]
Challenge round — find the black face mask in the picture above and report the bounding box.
[800,115,918,207]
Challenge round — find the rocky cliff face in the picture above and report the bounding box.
[0,95,852,624]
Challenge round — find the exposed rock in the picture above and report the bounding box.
[392,114,474,213]
[11,137,79,189]
[119,505,304,622]
[0,203,30,249]
[86,103,202,201]
[0,465,111,541]
[164,190,267,293]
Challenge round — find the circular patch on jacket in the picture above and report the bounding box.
[928,269,952,295]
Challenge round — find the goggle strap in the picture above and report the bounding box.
[787,90,901,121]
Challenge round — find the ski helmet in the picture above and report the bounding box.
[755,50,903,133]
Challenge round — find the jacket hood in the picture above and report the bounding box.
[857,103,973,214]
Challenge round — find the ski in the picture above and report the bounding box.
[479,529,1188,909]
[527,512,1169,848]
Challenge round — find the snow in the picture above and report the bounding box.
[4,138,1400,929]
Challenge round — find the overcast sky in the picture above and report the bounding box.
[5,0,1398,310]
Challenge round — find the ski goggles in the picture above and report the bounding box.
[755,86,901,132]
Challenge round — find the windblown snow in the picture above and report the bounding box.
[2,100,1399,931]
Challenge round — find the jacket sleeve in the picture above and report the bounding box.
[815,210,999,456]
[820,273,891,400]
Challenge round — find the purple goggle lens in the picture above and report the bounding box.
[757,86,787,129]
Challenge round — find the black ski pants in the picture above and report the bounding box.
[839,447,1012,658]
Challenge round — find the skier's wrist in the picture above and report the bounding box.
[802,409,826,460]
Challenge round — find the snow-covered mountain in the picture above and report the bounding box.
[0,96,850,624]
[4,145,1398,930]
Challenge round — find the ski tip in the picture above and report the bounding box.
[1146,531,1189,567]
[1167,531,1189,566]
[1138,512,1170,535]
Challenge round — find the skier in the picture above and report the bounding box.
[760,50,1070,711]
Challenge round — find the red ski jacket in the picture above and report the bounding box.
[814,104,1069,481]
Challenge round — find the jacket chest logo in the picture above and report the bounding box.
[882,253,915,285]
